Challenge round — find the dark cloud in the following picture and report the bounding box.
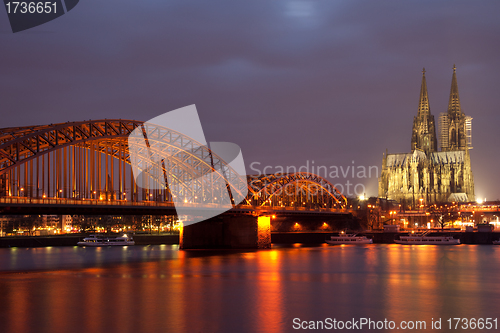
[1,0,500,199]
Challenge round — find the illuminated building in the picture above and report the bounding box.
[379,66,475,206]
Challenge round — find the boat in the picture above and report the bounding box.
[326,233,373,245]
[492,240,500,245]
[77,234,135,247]
[394,232,460,245]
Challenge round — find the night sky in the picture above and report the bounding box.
[1,0,500,200]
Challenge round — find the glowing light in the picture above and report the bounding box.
[178,221,184,248]
[257,216,271,247]
[477,198,483,204]
[359,195,365,201]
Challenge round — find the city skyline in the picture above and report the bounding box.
[2,4,500,332]
[1,1,500,200]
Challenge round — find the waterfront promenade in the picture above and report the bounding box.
[1,230,499,247]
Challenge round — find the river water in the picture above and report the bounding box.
[0,244,499,333]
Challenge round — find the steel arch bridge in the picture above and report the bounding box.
[247,173,347,209]
[0,120,346,212]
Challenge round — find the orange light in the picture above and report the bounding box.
[178,221,184,248]
[272,215,276,219]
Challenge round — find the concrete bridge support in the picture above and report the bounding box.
[180,215,271,249]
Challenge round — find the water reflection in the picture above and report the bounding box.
[1,245,500,333]
[253,250,284,333]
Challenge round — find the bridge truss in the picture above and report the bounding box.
[0,120,346,211]
[247,173,347,209]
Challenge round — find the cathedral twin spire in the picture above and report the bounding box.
[447,64,463,119]
[411,65,465,153]
[417,68,430,117]
[411,67,437,153]
[443,65,468,151]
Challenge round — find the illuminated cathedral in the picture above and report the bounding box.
[378,66,475,206]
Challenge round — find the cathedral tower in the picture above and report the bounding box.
[411,68,437,153]
[379,66,475,205]
[440,65,469,151]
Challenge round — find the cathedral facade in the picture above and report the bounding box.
[378,66,475,206]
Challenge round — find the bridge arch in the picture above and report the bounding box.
[0,120,247,204]
[0,120,347,210]
[247,172,347,209]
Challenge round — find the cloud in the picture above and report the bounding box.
[1,0,500,198]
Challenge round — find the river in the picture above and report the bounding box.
[1,244,499,332]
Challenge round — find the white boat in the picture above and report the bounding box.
[77,234,135,247]
[492,240,500,245]
[394,232,460,245]
[326,233,373,245]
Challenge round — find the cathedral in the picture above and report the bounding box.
[378,66,475,206]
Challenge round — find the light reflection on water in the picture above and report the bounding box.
[1,244,500,333]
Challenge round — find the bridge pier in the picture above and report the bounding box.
[180,215,271,249]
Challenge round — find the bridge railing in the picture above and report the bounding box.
[0,196,348,213]
[0,196,176,207]
[234,205,347,213]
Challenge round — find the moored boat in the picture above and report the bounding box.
[77,234,135,247]
[326,233,373,245]
[395,232,460,245]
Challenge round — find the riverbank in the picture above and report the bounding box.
[1,231,499,247]
[0,233,179,247]
[272,231,500,244]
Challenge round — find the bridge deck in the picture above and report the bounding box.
[0,197,350,216]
